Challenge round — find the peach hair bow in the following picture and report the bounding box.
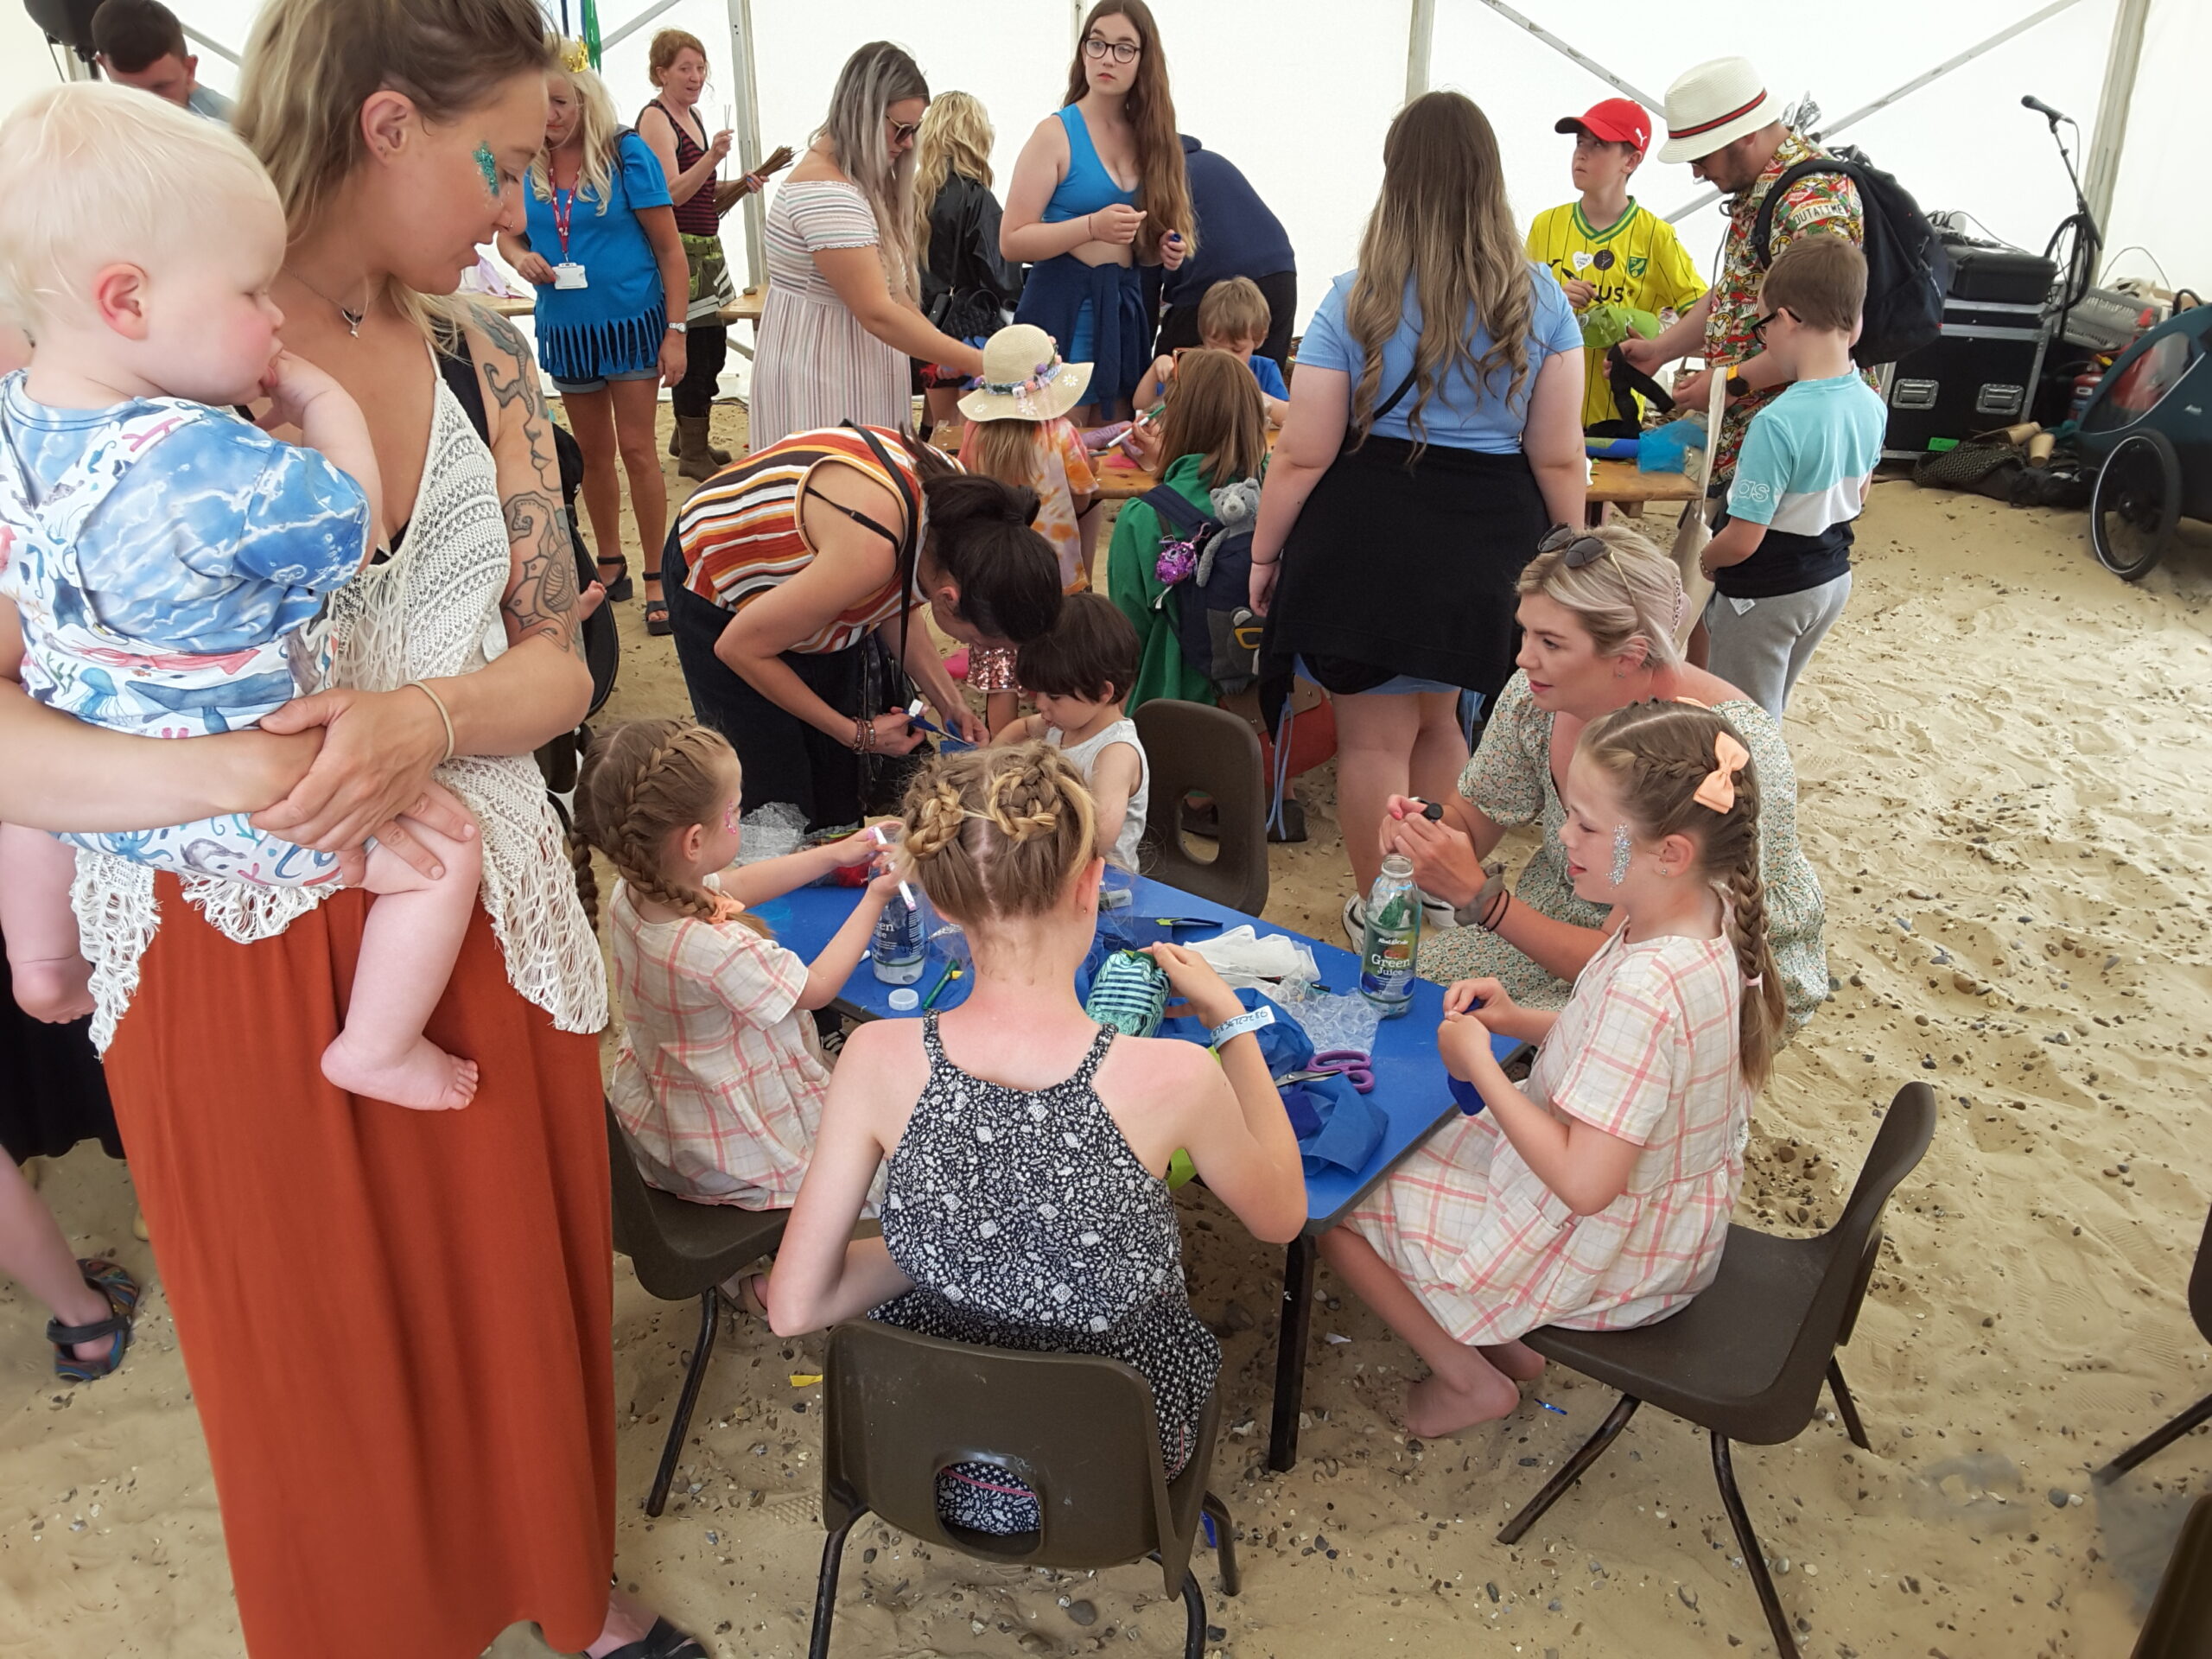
[1693,731,1751,813]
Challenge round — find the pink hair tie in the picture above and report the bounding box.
[1743,973,1764,989]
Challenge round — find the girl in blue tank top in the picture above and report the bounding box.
[1001,0,1194,421]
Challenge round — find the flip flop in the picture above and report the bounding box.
[48,1258,139,1383]
[598,1616,709,1659]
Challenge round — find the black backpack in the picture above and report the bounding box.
[1138,479,1263,695]
[1751,146,1951,369]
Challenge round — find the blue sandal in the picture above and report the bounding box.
[48,1258,138,1383]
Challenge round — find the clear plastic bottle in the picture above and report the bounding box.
[870,893,927,985]
[1358,853,1424,1017]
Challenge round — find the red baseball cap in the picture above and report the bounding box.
[1556,97,1652,155]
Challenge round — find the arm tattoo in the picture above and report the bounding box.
[502,487,581,654]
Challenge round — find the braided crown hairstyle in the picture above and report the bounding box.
[572,718,770,938]
[899,744,1096,927]
[1578,701,1785,1089]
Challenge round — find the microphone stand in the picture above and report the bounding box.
[2035,108,2101,359]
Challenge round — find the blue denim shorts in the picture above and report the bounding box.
[1292,654,1466,698]
[550,365,660,396]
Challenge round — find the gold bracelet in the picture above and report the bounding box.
[405,679,455,764]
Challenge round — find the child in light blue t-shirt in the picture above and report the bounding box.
[1136,276,1294,426]
[1695,236,1885,718]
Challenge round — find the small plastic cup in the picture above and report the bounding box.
[887,988,919,1013]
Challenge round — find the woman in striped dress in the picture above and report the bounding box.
[664,425,1061,830]
[750,43,985,449]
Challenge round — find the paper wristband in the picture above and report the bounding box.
[1208,1005,1276,1048]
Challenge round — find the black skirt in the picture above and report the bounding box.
[0,938,122,1164]
[1262,435,1545,704]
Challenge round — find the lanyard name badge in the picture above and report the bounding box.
[551,187,588,289]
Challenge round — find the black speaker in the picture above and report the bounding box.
[24,0,102,60]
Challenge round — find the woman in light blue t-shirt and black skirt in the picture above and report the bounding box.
[1250,92,1589,943]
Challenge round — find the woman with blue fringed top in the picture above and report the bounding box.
[1002,0,1193,429]
[499,57,689,634]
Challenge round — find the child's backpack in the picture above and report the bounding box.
[1141,476,1264,695]
[1751,144,1952,369]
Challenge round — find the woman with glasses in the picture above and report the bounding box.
[1002,0,1193,423]
[1247,91,1586,946]
[750,41,985,449]
[1380,524,1828,1031]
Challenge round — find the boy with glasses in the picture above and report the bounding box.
[1694,236,1883,717]
[1526,99,1704,435]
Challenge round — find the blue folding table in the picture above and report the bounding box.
[764,871,1516,1471]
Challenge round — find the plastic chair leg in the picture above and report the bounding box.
[808,1506,867,1659]
[1178,1569,1207,1659]
[1202,1491,1241,1596]
[646,1287,721,1516]
[1496,1393,1641,1545]
[1711,1433,1797,1659]
[2094,1390,2212,1484]
[1826,1358,1872,1451]
[1267,1235,1317,1472]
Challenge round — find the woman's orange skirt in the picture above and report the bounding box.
[101,880,615,1657]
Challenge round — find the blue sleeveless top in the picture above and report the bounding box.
[1043,105,1137,223]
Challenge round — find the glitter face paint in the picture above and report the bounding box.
[474,142,500,198]
[1610,823,1632,887]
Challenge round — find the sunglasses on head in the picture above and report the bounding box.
[1538,524,1622,576]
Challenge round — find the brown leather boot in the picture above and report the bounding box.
[670,421,733,466]
[674,415,720,482]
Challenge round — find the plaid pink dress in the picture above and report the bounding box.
[1344,927,1752,1346]
[606,882,828,1210]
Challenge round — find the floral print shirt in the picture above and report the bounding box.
[1706,130,1870,480]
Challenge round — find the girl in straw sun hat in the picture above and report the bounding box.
[957,323,1102,729]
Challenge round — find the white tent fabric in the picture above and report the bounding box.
[3,0,2204,320]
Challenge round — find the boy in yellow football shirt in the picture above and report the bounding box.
[1527,99,1707,433]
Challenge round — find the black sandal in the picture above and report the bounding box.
[48,1258,139,1383]
[642,577,671,637]
[596,555,632,603]
[598,1617,709,1659]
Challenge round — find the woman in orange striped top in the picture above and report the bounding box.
[664,424,1064,830]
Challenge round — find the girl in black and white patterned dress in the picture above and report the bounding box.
[768,743,1306,1533]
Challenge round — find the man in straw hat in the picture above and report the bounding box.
[1618,57,1865,486]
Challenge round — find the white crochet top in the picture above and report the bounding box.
[71,356,608,1049]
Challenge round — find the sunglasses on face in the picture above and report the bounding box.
[887,117,920,143]
[1082,35,1141,64]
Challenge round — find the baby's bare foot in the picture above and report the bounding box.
[321,1033,479,1110]
[1403,1364,1522,1439]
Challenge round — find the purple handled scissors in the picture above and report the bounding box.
[1274,1048,1376,1093]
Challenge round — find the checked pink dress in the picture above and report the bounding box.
[606,881,827,1209]
[1345,926,1753,1346]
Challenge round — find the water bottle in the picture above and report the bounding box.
[870,892,927,985]
[1358,853,1424,1017]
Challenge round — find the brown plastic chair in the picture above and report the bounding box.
[1133,699,1269,915]
[605,1104,787,1516]
[1497,1082,1938,1659]
[2097,1201,2212,1484]
[808,1319,1239,1658]
[2133,1493,2212,1658]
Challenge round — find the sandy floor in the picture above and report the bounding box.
[4,408,2211,1658]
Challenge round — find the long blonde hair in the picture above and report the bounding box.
[573,720,771,939]
[902,745,1097,925]
[817,41,930,301]
[529,65,621,214]
[913,89,994,265]
[234,0,554,331]
[1345,91,1533,455]
[963,417,1045,495]
[1062,0,1192,264]
[1578,701,1785,1089]
[1516,524,1686,670]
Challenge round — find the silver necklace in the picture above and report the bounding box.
[284,268,372,337]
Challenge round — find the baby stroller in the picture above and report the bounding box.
[2078,303,2212,581]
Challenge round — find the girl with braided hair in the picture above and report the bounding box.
[1323,699,1778,1440]
[768,742,1304,1534]
[575,719,899,1220]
